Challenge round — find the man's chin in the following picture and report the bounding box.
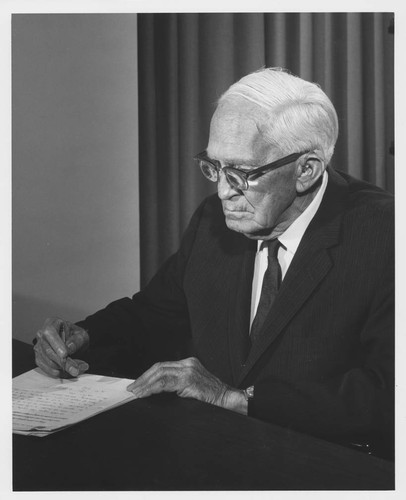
[225,218,259,238]
[224,217,274,240]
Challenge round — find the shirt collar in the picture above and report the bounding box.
[279,170,328,254]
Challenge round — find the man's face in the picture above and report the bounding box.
[207,98,299,240]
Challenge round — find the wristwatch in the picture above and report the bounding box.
[243,385,254,401]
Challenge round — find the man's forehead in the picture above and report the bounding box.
[207,97,270,163]
[211,97,263,127]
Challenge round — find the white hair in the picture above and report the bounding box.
[218,68,339,164]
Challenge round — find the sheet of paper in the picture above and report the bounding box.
[13,368,136,437]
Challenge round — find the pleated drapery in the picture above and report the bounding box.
[138,13,394,285]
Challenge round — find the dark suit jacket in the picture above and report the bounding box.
[78,167,394,455]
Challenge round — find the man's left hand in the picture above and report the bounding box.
[127,357,247,414]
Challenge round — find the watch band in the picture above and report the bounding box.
[243,385,254,401]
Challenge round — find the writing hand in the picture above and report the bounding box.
[127,357,247,414]
[34,317,90,378]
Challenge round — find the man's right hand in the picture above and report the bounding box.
[34,317,90,378]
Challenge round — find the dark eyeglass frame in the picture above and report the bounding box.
[193,150,310,191]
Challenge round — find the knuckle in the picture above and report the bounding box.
[157,367,167,379]
[154,363,166,376]
[160,375,175,389]
[41,327,55,340]
[184,357,196,367]
[43,317,65,338]
[36,357,54,376]
[45,346,54,358]
[47,316,63,325]
[66,342,76,355]
[43,317,59,329]
[34,344,43,357]
[75,331,85,344]
[75,326,86,337]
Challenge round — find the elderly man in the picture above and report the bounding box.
[34,68,394,455]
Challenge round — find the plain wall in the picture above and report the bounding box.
[12,14,139,342]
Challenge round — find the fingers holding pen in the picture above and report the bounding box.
[35,331,64,367]
[37,318,89,358]
[65,324,90,355]
[40,318,69,358]
[34,344,63,378]
[34,337,89,378]
[35,329,67,377]
[64,357,89,377]
[34,318,90,378]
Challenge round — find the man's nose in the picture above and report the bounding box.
[217,171,239,200]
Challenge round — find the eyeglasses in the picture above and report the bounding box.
[193,150,310,191]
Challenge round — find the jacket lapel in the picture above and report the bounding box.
[236,168,348,386]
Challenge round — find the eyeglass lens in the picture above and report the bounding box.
[199,161,246,190]
[200,161,218,182]
[224,169,246,189]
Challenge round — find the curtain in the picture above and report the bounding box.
[138,13,394,286]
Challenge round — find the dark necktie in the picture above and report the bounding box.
[250,239,281,344]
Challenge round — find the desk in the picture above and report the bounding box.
[13,340,394,491]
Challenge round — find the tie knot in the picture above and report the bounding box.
[267,239,280,259]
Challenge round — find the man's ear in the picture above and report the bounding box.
[295,150,326,193]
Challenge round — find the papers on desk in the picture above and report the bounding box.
[13,368,136,437]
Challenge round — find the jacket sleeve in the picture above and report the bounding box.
[75,198,207,377]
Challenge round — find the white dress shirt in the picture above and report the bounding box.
[250,171,328,328]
